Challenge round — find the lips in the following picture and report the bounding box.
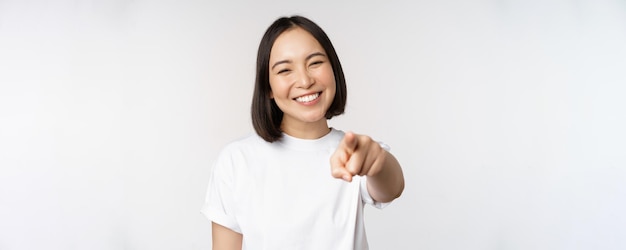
[294,92,321,103]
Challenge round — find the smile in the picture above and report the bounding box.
[294,92,321,103]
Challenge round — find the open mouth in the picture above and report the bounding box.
[294,92,321,103]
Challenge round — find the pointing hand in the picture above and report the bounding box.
[330,132,386,182]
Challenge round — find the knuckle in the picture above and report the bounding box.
[346,163,359,175]
[357,135,369,145]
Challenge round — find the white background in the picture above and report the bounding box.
[1,0,625,249]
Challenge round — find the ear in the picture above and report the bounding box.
[269,91,274,99]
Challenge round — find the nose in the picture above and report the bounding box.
[296,69,314,89]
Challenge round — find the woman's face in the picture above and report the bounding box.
[268,27,336,129]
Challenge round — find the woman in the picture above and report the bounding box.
[202,15,405,249]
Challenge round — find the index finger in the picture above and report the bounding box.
[339,132,358,153]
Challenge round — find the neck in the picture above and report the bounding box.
[281,119,331,140]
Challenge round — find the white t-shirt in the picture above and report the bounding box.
[201,128,389,250]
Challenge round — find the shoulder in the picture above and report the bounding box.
[210,133,268,180]
[328,128,345,142]
[217,132,267,160]
[223,132,264,150]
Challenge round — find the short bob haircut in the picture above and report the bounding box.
[251,15,347,142]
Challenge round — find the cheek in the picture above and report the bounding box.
[323,66,335,84]
[324,74,336,90]
[312,66,334,84]
[269,78,288,98]
[268,77,279,94]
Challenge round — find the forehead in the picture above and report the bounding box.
[270,27,325,61]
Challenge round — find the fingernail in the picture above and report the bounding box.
[343,175,351,182]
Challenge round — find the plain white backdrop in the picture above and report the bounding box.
[1,0,625,249]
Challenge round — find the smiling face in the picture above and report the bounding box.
[268,27,336,137]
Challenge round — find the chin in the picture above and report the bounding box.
[301,114,327,123]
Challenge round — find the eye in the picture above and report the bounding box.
[277,68,291,74]
[309,61,323,67]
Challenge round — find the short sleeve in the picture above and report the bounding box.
[200,151,241,233]
[360,141,392,209]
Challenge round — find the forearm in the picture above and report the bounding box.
[212,222,242,250]
[366,151,405,203]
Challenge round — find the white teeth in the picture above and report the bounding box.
[295,93,320,103]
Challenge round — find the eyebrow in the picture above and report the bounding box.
[271,52,327,70]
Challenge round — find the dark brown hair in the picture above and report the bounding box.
[251,15,347,142]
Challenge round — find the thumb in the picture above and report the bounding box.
[330,146,354,182]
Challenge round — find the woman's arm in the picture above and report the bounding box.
[366,151,404,203]
[212,222,242,250]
